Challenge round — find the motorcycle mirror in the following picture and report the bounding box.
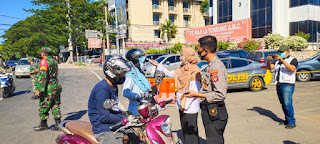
[103,99,115,109]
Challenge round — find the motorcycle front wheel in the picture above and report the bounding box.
[0,88,5,98]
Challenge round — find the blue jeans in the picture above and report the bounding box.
[276,85,295,124]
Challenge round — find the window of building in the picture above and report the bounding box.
[152,0,159,5]
[289,20,320,42]
[169,0,174,7]
[183,2,189,12]
[184,16,189,27]
[251,0,272,38]
[218,0,232,23]
[205,18,210,26]
[154,30,160,38]
[290,0,320,7]
[153,14,160,25]
[169,15,175,24]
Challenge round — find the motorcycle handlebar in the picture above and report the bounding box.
[164,99,173,105]
[109,121,123,130]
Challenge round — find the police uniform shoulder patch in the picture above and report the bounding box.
[40,59,48,71]
[211,70,219,82]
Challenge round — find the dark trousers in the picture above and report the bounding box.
[200,102,228,144]
[179,110,199,144]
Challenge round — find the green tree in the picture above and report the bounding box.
[200,0,210,13]
[294,31,310,41]
[160,19,177,44]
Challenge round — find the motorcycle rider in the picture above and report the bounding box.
[0,61,15,91]
[88,55,132,144]
[123,48,152,116]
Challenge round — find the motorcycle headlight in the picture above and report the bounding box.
[160,117,171,136]
[152,140,160,144]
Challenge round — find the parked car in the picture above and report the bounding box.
[249,51,279,63]
[7,60,17,71]
[144,54,181,78]
[222,49,250,59]
[15,58,31,78]
[296,53,320,82]
[85,55,101,63]
[146,53,168,60]
[198,57,269,91]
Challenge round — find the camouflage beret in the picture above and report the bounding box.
[41,47,53,53]
[28,57,35,61]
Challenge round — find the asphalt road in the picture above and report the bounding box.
[0,64,319,144]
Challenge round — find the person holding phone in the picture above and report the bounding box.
[267,45,298,129]
[150,47,201,144]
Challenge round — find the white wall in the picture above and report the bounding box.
[289,5,320,22]
[272,0,289,36]
[212,0,218,24]
[232,0,250,21]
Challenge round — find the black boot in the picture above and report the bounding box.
[51,118,61,131]
[31,95,39,100]
[33,120,49,131]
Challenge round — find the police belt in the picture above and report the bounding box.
[200,100,225,109]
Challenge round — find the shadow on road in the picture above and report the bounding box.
[173,129,206,144]
[283,140,300,144]
[63,110,88,121]
[247,107,283,123]
[11,90,31,97]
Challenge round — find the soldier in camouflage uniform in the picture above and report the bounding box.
[33,47,62,131]
[28,57,40,100]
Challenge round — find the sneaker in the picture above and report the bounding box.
[285,124,296,129]
[279,120,288,125]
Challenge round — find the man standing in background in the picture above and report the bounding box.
[29,57,39,100]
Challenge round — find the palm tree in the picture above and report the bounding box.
[160,19,177,44]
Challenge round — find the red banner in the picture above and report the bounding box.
[88,38,101,48]
[185,18,252,44]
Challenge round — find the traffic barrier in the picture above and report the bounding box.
[148,78,176,104]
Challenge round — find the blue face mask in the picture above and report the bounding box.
[138,56,147,63]
[279,52,286,58]
[117,77,126,84]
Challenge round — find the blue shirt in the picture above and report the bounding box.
[88,79,126,134]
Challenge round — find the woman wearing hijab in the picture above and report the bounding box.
[150,47,201,144]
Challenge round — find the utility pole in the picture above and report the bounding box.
[104,0,109,63]
[115,4,120,55]
[66,0,73,63]
[120,6,126,57]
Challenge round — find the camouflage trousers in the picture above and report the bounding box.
[39,87,62,120]
[32,78,37,93]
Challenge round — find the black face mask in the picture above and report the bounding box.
[117,77,126,84]
[198,49,207,60]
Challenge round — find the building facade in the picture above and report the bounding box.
[127,0,209,43]
[209,0,320,42]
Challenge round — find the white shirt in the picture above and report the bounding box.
[156,64,201,114]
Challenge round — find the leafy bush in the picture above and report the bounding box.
[237,38,262,52]
[228,42,238,50]
[76,62,86,66]
[217,41,230,51]
[294,31,310,41]
[280,36,307,50]
[264,33,284,49]
[146,48,166,54]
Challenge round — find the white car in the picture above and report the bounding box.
[15,58,31,78]
[144,54,181,78]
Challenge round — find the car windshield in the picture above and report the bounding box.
[155,57,165,63]
[18,60,30,65]
[7,61,16,65]
[197,61,208,69]
[250,53,262,59]
[229,52,241,57]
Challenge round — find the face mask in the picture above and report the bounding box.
[117,77,126,84]
[198,49,207,60]
[138,56,147,63]
[279,52,286,58]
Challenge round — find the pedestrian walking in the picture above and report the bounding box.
[33,47,62,131]
[150,47,201,144]
[28,57,39,100]
[185,35,229,144]
[267,45,298,129]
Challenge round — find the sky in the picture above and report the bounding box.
[0,0,42,44]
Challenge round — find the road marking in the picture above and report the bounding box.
[89,69,126,110]
[0,98,3,101]
[90,70,102,81]
[296,107,320,113]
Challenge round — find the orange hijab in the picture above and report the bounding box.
[174,47,201,93]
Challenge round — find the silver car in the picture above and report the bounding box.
[15,58,31,78]
[144,54,181,78]
[198,57,268,91]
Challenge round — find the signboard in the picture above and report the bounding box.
[59,45,66,53]
[88,38,102,48]
[185,18,252,44]
[85,30,99,39]
[125,42,160,48]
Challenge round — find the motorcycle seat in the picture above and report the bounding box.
[66,120,99,144]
